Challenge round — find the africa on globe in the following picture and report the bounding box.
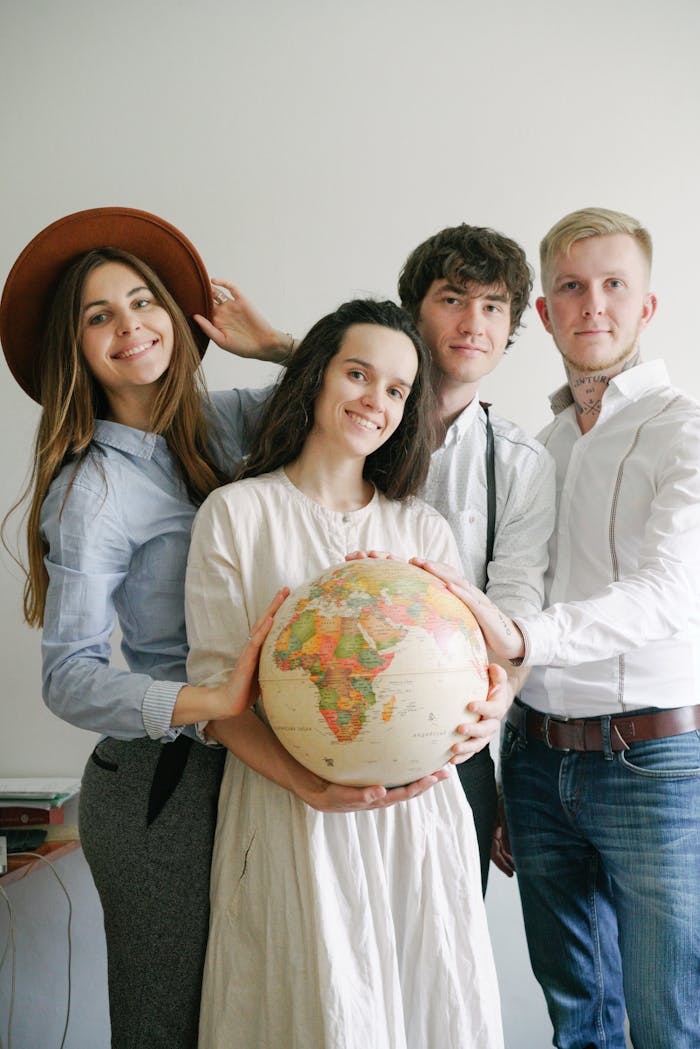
[259,558,488,787]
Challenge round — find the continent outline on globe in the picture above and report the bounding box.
[259,559,488,787]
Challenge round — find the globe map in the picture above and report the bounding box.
[259,558,488,786]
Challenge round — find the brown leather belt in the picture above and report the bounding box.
[513,703,700,752]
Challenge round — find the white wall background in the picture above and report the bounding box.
[1,1,698,1046]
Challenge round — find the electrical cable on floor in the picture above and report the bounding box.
[0,884,16,1049]
[0,854,73,1049]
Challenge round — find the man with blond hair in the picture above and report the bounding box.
[435,207,700,1048]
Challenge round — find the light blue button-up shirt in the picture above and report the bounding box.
[40,387,271,741]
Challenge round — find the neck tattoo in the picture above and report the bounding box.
[570,351,641,420]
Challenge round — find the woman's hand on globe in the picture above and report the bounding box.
[214,587,291,719]
[171,588,290,729]
[410,558,526,662]
[292,767,450,813]
[345,550,403,562]
[450,663,509,763]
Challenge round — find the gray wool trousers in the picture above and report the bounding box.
[80,735,226,1049]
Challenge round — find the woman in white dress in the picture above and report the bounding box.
[185,299,505,1049]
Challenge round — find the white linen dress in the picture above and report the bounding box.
[185,469,503,1049]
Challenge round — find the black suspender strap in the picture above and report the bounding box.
[480,402,496,570]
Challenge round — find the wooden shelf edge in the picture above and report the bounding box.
[1,840,81,888]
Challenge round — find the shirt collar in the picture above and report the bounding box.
[549,359,671,417]
[93,419,163,460]
[441,393,482,445]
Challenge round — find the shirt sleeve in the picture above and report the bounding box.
[207,386,276,472]
[486,449,556,619]
[185,490,251,689]
[517,420,700,667]
[41,476,184,740]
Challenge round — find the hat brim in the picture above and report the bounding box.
[0,207,212,403]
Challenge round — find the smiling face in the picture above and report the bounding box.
[79,261,174,422]
[416,279,512,392]
[311,322,418,460]
[537,233,656,376]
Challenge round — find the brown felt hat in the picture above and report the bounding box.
[0,206,212,403]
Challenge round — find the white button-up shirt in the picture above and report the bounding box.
[422,395,556,619]
[519,360,700,717]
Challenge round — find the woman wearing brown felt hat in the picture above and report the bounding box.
[0,206,285,1049]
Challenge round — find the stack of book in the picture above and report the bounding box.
[0,778,80,854]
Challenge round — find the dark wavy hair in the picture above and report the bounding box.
[238,299,437,499]
[398,224,534,346]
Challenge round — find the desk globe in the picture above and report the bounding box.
[259,558,488,787]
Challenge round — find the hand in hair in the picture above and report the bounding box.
[194,279,295,364]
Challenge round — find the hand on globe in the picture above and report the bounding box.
[410,559,527,662]
[171,587,291,730]
[290,764,450,813]
[345,549,403,562]
[260,558,492,787]
[214,586,291,718]
[450,663,509,763]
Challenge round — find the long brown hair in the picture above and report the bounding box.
[5,247,227,627]
[239,298,437,499]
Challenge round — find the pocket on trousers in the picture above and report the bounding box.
[619,731,700,778]
[89,739,119,772]
[500,721,522,763]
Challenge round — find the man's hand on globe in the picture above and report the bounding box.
[450,663,509,763]
[410,558,527,662]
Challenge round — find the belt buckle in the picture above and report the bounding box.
[543,713,571,752]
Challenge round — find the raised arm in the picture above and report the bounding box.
[194,279,297,363]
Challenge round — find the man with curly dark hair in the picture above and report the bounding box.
[395,225,554,891]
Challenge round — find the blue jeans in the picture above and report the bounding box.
[501,708,700,1049]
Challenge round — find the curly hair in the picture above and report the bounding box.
[398,224,533,346]
[238,299,437,500]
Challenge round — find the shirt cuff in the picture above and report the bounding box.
[512,616,535,666]
[142,681,185,740]
[194,720,221,746]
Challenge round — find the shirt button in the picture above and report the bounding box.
[342,514,350,524]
